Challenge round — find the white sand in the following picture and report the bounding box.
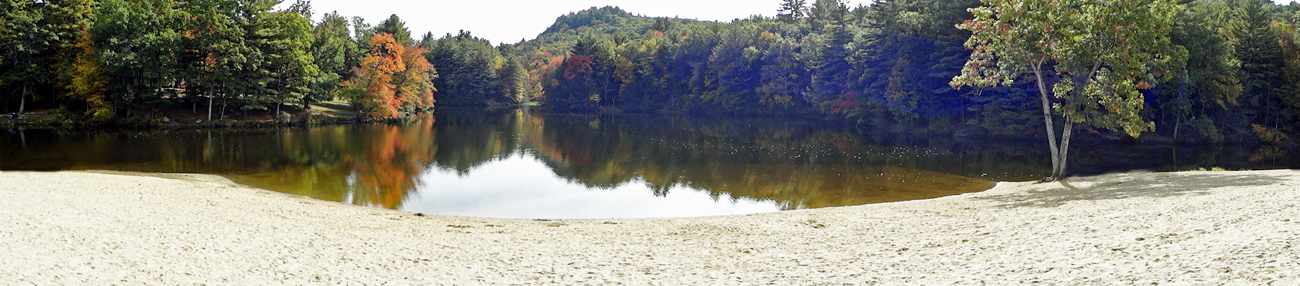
[1,170,1297,285]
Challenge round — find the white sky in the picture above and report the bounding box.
[286,0,1300,45]
[285,0,873,45]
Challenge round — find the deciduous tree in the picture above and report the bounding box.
[951,0,1183,180]
[341,33,433,119]
[91,0,181,117]
[1,0,57,115]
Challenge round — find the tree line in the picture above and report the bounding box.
[516,0,1300,144]
[4,0,1300,145]
[0,0,526,121]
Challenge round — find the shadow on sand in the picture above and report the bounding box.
[980,171,1292,208]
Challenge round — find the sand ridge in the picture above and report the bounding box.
[1,170,1297,285]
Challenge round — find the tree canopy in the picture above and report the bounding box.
[950,0,1182,180]
[2,0,1300,150]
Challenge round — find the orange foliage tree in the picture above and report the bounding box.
[64,30,113,121]
[396,44,436,110]
[341,33,436,119]
[526,51,565,101]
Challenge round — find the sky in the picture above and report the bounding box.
[283,0,873,45]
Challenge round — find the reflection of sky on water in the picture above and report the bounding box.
[7,109,1297,220]
[406,152,780,219]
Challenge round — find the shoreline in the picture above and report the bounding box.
[1,101,435,130]
[2,113,404,130]
[2,170,1297,284]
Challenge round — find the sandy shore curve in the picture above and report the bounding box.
[1,170,1297,284]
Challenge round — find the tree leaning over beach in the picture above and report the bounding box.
[951,0,1184,181]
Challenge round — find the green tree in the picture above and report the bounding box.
[47,0,98,110]
[350,16,373,65]
[63,29,112,120]
[777,0,808,23]
[250,10,319,116]
[423,30,509,106]
[0,0,57,115]
[1235,0,1283,133]
[755,31,808,111]
[1158,0,1241,142]
[495,43,529,104]
[809,0,847,31]
[705,24,763,112]
[951,0,1183,180]
[179,0,248,121]
[223,0,277,118]
[284,0,312,19]
[304,11,357,108]
[92,0,181,117]
[375,14,412,45]
[804,0,854,113]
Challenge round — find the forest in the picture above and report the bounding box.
[3,0,1300,144]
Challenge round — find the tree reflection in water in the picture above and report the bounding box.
[2,108,1296,217]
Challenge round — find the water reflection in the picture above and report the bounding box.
[2,108,1296,218]
[410,153,780,219]
[1,114,438,209]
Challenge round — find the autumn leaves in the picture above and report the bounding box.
[340,33,435,120]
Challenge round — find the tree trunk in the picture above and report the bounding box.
[1032,60,1062,181]
[1173,117,1180,143]
[1175,66,1187,143]
[1057,120,1074,179]
[220,95,227,120]
[18,85,27,115]
[207,87,215,121]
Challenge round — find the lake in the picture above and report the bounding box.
[2,107,1296,219]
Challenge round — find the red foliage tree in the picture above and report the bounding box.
[564,55,593,80]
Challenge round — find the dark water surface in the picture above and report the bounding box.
[3,108,1297,218]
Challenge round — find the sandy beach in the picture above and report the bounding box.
[1,170,1297,285]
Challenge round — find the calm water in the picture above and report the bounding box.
[3,108,1297,218]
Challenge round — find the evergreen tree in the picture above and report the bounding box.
[310,11,357,104]
[179,0,248,121]
[777,0,808,23]
[250,10,319,115]
[424,30,511,106]
[1235,0,1283,133]
[375,14,412,45]
[1157,0,1242,142]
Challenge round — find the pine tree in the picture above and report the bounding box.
[1235,0,1282,131]
[777,0,808,23]
[375,14,412,45]
[310,11,357,104]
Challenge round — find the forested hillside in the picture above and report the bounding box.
[515,0,1300,144]
[3,0,1300,144]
